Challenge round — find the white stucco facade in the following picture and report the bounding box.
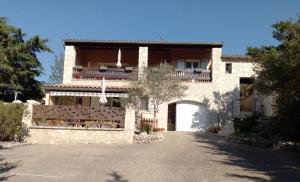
[63,46,76,84]
[56,42,271,132]
[154,48,257,130]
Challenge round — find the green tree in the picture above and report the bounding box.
[0,17,51,101]
[49,53,64,83]
[130,63,188,130]
[247,17,300,141]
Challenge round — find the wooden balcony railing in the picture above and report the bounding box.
[72,66,211,81]
[73,67,133,80]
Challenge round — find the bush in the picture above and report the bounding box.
[233,113,259,134]
[0,102,26,141]
[141,123,152,134]
[207,126,221,133]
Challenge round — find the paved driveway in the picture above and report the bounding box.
[1,132,300,182]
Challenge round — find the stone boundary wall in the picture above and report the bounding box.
[24,104,135,144]
[27,127,133,144]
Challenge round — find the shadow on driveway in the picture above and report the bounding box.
[106,171,129,182]
[0,154,19,181]
[192,133,300,182]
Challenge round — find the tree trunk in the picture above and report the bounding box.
[152,109,156,133]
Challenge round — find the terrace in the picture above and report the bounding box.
[71,45,212,82]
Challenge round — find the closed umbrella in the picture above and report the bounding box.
[116,49,122,68]
[99,77,107,104]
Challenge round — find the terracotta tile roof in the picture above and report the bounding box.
[221,55,253,62]
[43,84,130,92]
[64,39,224,47]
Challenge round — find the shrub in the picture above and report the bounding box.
[256,118,280,140]
[207,126,221,133]
[233,113,259,134]
[101,120,117,128]
[141,123,152,134]
[0,102,26,141]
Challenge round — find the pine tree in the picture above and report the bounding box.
[0,17,51,101]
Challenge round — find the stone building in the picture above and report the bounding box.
[44,39,272,132]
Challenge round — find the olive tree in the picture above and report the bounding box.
[130,63,188,129]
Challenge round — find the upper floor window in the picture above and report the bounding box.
[185,60,199,69]
[176,59,210,70]
[201,60,209,70]
[225,63,232,73]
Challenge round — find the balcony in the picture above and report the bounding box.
[72,66,133,80]
[170,69,211,82]
[72,66,211,82]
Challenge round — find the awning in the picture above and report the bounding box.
[49,91,129,98]
[43,83,130,92]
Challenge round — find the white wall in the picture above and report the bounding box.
[60,45,260,131]
[63,46,76,84]
[155,48,257,130]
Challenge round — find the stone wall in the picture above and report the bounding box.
[63,46,76,84]
[27,127,133,144]
[25,104,135,144]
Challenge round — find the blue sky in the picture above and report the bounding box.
[1,0,299,82]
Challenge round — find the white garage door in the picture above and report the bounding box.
[176,101,209,132]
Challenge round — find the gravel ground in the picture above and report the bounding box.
[0,132,299,182]
[0,142,29,149]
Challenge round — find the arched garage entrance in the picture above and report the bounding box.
[168,101,209,132]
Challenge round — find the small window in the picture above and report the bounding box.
[200,60,208,69]
[192,62,199,68]
[225,63,232,73]
[54,97,63,105]
[112,97,121,107]
[75,97,83,105]
[185,62,192,69]
[185,60,200,69]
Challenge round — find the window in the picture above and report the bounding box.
[75,97,83,105]
[185,62,192,69]
[112,97,121,107]
[103,97,121,107]
[200,60,208,69]
[185,60,200,69]
[141,97,149,110]
[54,97,63,105]
[225,63,232,73]
[192,62,199,69]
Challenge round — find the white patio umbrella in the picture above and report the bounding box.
[116,49,122,68]
[99,77,107,104]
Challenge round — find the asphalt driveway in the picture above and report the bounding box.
[1,132,300,182]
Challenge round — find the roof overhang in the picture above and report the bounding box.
[64,39,224,48]
[49,91,129,98]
